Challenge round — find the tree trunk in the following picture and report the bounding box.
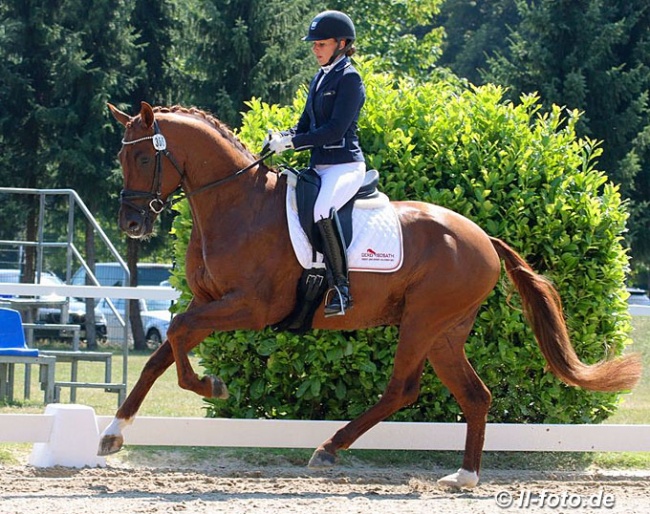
[23,197,37,284]
[84,220,97,350]
[128,237,147,351]
[23,197,38,327]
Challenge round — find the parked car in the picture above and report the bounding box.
[627,287,650,306]
[0,269,108,341]
[71,262,172,287]
[97,295,173,347]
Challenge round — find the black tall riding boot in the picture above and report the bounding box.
[316,211,352,317]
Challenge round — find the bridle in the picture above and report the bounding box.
[119,120,272,217]
[119,120,185,216]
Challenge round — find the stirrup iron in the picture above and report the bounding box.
[324,285,351,317]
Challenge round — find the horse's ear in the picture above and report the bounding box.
[107,103,131,127]
[140,101,155,129]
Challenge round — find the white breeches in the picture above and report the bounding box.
[313,161,366,221]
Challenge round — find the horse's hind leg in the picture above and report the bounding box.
[308,318,430,468]
[428,315,491,488]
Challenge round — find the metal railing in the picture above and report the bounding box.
[0,187,130,398]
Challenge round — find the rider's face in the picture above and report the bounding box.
[312,39,344,66]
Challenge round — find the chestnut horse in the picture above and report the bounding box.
[99,101,640,488]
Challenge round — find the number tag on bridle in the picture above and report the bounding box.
[152,134,167,151]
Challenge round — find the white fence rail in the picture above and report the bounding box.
[0,283,180,406]
[0,283,180,301]
[629,304,650,316]
[1,412,649,452]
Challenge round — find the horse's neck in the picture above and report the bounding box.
[186,167,286,240]
[172,115,286,243]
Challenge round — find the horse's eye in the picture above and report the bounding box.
[138,154,152,168]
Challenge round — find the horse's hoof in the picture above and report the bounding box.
[308,448,337,468]
[97,434,124,456]
[437,468,479,489]
[211,376,229,399]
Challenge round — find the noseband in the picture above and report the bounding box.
[120,120,184,217]
[120,120,273,217]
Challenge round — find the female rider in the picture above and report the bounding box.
[265,10,366,317]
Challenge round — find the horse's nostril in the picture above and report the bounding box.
[122,218,144,237]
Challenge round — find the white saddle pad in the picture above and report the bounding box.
[285,182,404,273]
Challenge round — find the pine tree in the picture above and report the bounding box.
[436,0,519,85]
[0,0,143,347]
[0,0,140,206]
[0,1,53,269]
[482,0,650,280]
[175,0,316,126]
[334,0,445,80]
[129,0,176,109]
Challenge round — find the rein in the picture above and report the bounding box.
[172,151,273,207]
[120,119,273,215]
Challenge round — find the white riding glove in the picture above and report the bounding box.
[267,132,294,155]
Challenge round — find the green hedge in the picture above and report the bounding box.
[169,60,632,424]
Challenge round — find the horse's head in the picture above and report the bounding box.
[108,101,184,239]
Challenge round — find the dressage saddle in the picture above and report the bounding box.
[272,166,380,334]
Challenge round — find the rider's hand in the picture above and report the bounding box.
[267,132,294,155]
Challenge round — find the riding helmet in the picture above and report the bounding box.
[303,10,356,42]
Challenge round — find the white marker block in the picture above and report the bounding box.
[29,404,106,468]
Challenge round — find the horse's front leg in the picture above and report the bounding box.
[98,291,267,457]
[166,317,228,398]
[98,296,244,456]
[165,295,255,397]
[99,340,177,455]
[98,324,225,456]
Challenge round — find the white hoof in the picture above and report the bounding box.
[437,468,479,489]
[98,417,131,456]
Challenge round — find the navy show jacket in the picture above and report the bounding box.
[288,57,365,166]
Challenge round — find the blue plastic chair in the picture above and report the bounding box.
[0,308,39,356]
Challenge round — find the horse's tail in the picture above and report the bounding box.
[490,237,642,392]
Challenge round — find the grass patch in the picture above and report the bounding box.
[605,316,650,425]
[0,446,22,465]
[115,446,316,469]
[0,347,207,417]
[78,446,650,473]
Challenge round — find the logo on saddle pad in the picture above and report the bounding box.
[361,248,396,262]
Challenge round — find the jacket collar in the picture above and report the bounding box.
[320,55,348,75]
[315,57,350,91]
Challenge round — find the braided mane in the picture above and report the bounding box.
[153,105,255,159]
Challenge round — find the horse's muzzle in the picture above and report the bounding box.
[119,206,154,239]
